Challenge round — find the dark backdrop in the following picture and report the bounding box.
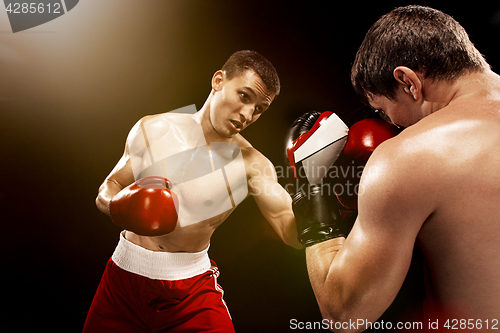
[1,1,499,332]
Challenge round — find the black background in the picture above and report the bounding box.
[1,1,499,332]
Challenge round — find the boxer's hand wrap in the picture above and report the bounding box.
[292,184,346,247]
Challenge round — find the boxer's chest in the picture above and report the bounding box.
[128,112,248,227]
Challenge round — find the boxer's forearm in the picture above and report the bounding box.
[96,154,135,216]
[272,211,302,249]
[284,219,302,249]
[255,193,302,249]
[305,238,351,326]
[96,178,124,216]
[248,167,302,249]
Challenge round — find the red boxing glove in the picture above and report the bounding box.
[109,176,179,236]
[334,118,400,210]
[343,118,400,164]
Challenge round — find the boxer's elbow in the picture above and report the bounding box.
[95,193,110,216]
[320,309,364,333]
[95,182,112,216]
[316,289,365,333]
[284,235,303,249]
[281,219,303,249]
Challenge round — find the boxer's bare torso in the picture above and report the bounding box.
[99,114,297,253]
[123,128,269,253]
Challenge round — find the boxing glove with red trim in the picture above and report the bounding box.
[286,111,399,247]
[109,176,179,236]
[286,111,349,247]
[332,118,400,211]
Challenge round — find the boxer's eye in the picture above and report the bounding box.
[239,92,249,103]
[376,109,391,122]
[376,110,400,129]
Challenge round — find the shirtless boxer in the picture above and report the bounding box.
[291,6,500,332]
[83,50,301,333]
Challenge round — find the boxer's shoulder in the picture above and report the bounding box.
[364,109,500,190]
[135,113,164,125]
[240,146,267,164]
[360,121,443,197]
[239,146,275,179]
[408,110,500,162]
[234,134,257,161]
[232,133,253,148]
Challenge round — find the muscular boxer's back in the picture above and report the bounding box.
[406,72,500,319]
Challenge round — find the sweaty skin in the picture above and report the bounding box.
[96,69,302,252]
[306,69,500,331]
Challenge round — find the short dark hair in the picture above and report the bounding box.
[351,5,490,104]
[222,50,281,97]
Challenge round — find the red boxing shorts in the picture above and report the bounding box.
[83,232,235,333]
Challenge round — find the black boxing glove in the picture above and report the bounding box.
[292,184,349,247]
[286,111,350,247]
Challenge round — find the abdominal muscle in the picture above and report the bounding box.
[124,208,235,253]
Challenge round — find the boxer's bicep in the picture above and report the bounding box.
[307,142,431,327]
[342,145,429,317]
[96,118,148,215]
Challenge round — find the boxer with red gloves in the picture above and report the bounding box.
[84,51,301,333]
[286,111,399,247]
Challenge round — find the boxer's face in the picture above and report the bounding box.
[210,70,274,138]
[368,92,422,128]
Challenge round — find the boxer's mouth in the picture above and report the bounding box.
[230,120,243,130]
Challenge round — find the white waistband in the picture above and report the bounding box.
[111,231,211,280]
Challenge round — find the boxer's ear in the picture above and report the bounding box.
[211,70,225,92]
[393,66,422,101]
